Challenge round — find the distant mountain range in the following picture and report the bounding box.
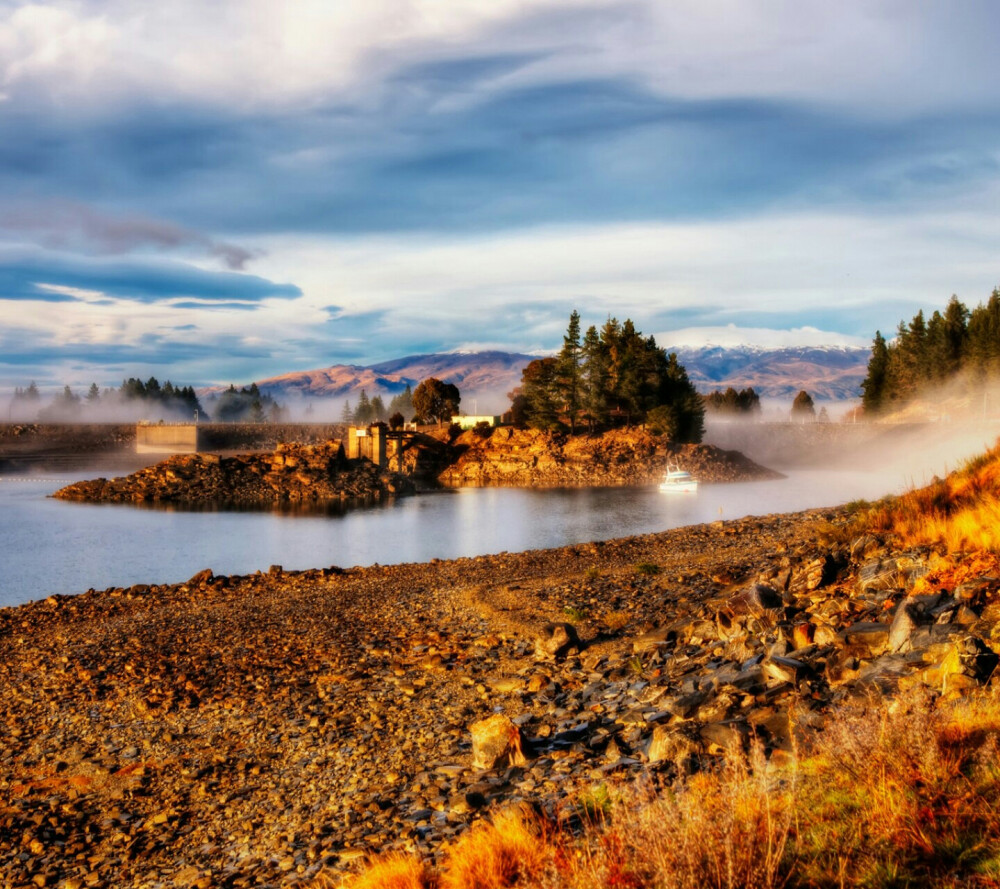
[208,345,870,413]
[246,351,537,414]
[668,344,870,401]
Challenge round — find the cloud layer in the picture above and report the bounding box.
[1,1,999,390]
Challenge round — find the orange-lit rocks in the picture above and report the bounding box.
[436,427,781,488]
[53,440,414,508]
[470,714,526,771]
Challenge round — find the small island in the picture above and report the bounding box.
[53,439,415,507]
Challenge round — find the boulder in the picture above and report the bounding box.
[632,626,676,654]
[732,583,785,612]
[700,720,751,755]
[841,622,890,659]
[762,655,806,685]
[888,601,924,654]
[930,636,999,692]
[857,553,929,594]
[534,622,580,660]
[470,714,527,771]
[792,554,841,592]
[648,726,701,766]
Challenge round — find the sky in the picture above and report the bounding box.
[2,0,1000,391]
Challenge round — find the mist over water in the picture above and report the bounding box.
[0,465,953,609]
[1,412,996,609]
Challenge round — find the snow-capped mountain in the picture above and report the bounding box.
[665,344,870,400]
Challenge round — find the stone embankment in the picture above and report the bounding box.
[437,426,779,486]
[3,508,999,886]
[52,440,414,507]
[0,423,350,467]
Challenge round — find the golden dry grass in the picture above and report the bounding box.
[439,806,548,889]
[320,852,431,889]
[857,442,1000,553]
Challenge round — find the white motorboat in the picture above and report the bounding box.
[659,464,698,494]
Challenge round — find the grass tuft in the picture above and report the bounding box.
[440,806,548,889]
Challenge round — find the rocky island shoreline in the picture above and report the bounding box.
[439,426,779,487]
[50,426,778,509]
[4,478,1000,887]
[52,441,414,508]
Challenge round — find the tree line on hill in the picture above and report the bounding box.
[8,377,288,423]
[507,312,706,442]
[703,387,761,415]
[861,289,1000,414]
[341,380,461,428]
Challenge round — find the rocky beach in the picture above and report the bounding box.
[3,489,1000,887]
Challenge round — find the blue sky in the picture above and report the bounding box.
[2,0,1000,390]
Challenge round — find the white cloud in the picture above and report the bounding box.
[251,199,1000,351]
[0,0,597,108]
[0,1,995,115]
[8,193,999,387]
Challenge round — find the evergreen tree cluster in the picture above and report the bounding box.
[861,290,1000,414]
[509,312,705,442]
[208,383,285,423]
[119,377,205,417]
[703,387,761,415]
[10,377,209,421]
[341,385,415,426]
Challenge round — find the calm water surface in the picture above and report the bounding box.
[0,468,907,608]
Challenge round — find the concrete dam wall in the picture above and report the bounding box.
[135,423,200,454]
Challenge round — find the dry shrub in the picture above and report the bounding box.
[546,746,793,889]
[910,551,1000,597]
[440,806,549,889]
[321,691,1000,889]
[624,746,791,889]
[801,688,1000,883]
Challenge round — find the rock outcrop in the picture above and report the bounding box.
[437,427,779,487]
[53,440,414,507]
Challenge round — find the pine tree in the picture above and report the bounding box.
[942,295,969,376]
[580,325,608,429]
[556,311,582,432]
[354,390,374,425]
[520,358,560,430]
[861,330,890,415]
[968,289,1000,374]
[791,390,816,421]
[389,384,415,420]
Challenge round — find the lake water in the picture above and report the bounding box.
[0,467,909,608]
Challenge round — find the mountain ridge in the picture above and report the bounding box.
[201,345,870,410]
